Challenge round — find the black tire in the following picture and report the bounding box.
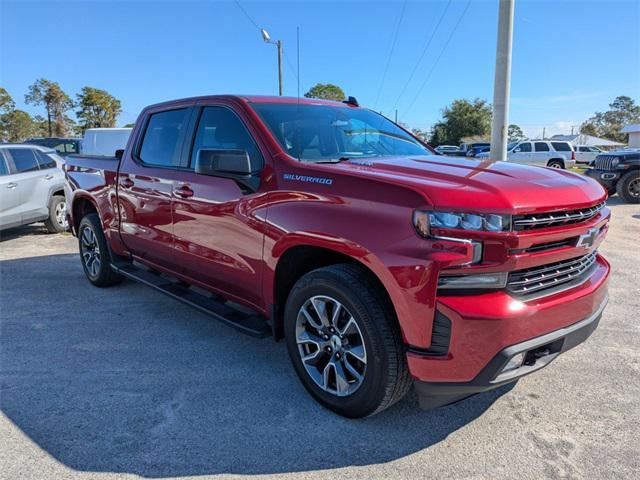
[616,170,640,203]
[44,195,68,233]
[284,264,411,418]
[78,213,123,287]
[547,160,564,169]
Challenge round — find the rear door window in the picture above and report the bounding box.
[534,142,550,152]
[551,142,572,152]
[0,154,8,176]
[7,148,40,173]
[139,108,190,167]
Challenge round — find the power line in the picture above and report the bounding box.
[392,0,453,111]
[373,0,408,109]
[403,0,472,116]
[234,0,260,29]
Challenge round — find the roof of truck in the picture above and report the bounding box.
[145,95,355,110]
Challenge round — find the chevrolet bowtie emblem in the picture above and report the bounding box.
[576,227,599,249]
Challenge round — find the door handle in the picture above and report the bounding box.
[120,177,135,189]
[174,185,194,198]
[6,182,17,189]
[45,174,54,180]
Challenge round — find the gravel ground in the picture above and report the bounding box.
[1,197,638,480]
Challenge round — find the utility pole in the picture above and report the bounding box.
[489,0,515,161]
[261,29,283,96]
[542,127,546,139]
[395,109,398,123]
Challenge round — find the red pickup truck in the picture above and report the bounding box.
[65,95,610,418]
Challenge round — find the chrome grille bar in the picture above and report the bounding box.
[513,202,605,230]
[506,252,597,298]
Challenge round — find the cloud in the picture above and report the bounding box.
[519,121,581,139]
[511,92,603,109]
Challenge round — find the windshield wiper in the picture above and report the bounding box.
[314,157,352,164]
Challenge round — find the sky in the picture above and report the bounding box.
[1,0,639,138]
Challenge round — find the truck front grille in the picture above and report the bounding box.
[506,251,598,299]
[594,156,618,170]
[513,202,605,231]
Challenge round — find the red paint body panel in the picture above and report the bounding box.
[64,95,611,385]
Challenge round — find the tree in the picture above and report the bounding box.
[508,124,525,142]
[0,87,15,113]
[122,123,135,128]
[304,83,345,102]
[428,98,492,146]
[0,110,36,142]
[25,79,74,137]
[411,128,429,143]
[580,96,640,142]
[76,87,122,131]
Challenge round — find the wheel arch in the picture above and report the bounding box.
[71,194,100,233]
[270,241,400,342]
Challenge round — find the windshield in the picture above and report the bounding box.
[507,142,518,151]
[251,103,431,162]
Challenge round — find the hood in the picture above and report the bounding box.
[333,155,606,214]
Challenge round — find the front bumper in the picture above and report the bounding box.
[585,168,620,190]
[414,295,608,409]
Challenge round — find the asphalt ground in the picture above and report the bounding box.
[1,197,638,480]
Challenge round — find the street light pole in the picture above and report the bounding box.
[261,29,283,96]
[489,0,515,161]
[277,40,283,96]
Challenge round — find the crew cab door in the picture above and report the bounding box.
[171,104,267,308]
[117,105,194,272]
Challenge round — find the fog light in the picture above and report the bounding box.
[502,352,526,372]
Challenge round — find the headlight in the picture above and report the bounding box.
[413,210,511,236]
[611,158,620,168]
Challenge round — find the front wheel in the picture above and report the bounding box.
[616,170,640,203]
[78,213,123,287]
[284,264,411,418]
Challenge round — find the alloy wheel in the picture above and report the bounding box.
[80,226,101,277]
[628,177,640,198]
[55,202,68,229]
[295,295,367,397]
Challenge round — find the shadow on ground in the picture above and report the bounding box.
[1,253,512,477]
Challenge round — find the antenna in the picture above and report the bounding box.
[297,27,300,100]
[296,26,301,162]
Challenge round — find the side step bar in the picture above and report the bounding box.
[111,263,270,338]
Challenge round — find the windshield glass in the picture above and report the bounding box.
[251,103,430,162]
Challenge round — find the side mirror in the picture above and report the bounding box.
[513,147,521,153]
[115,149,124,160]
[195,148,260,192]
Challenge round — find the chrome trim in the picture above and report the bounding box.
[513,202,605,230]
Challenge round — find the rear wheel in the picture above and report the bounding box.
[284,264,411,418]
[44,195,69,233]
[616,170,640,203]
[78,213,123,287]
[547,160,564,169]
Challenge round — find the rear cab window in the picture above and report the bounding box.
[138,108,190,167]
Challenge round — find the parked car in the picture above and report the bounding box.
[585,149,640,202]
[0,144,68,232]
[80,128,132,157]
[477,140,576,169]
[434,145,460,155]
[24,137,81,156]
[459,142,490,157]
[467,145,490,157]
[65,95,610,418]
[574,145,604,165]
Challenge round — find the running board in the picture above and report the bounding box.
[111,263,270,338]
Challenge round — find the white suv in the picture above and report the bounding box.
[0,144,68,233]
[476,140,576,169]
